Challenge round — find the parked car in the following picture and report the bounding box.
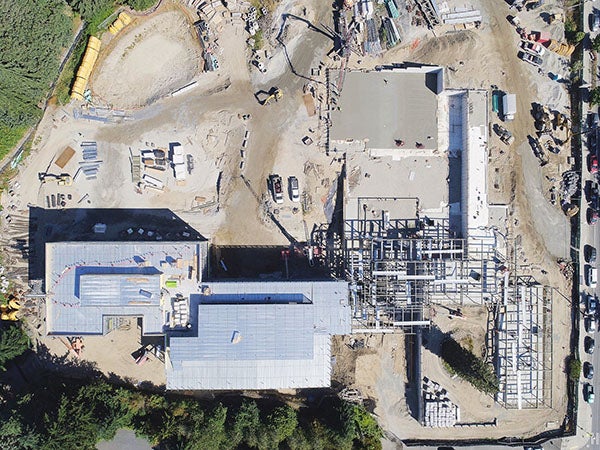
[518,51,543,67]
[525,0,543,10]
[588,208,599,225]
[590,154,599,174]
[288,176,300,202]
[587,265,598,288]
[587,293,598,315]
[586,316,597,333]
[590,112,600,129]
[591,11,600,32]
[586,244,597,264]
[589,129,598,151]
[520,40,545,56]
[585,383,595,403]
[586,181,600,207]
[586,336,596,354]
[584,362,595,380]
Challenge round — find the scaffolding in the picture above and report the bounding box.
[495,275,553,409]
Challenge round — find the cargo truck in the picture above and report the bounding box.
[502,93,517,121]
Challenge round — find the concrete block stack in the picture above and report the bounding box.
[422,377,460,427]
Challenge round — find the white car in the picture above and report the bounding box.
[520,40,545,56]
[289,176,300,202]
[587,265,598,289]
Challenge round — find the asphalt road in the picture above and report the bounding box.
[581,0,600,447]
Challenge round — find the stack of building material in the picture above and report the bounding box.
[441,9,482,25]
[79,142,101,181]
[363,19,382,54]
[171,296,190,328]
[422,378,460,427]
[170,143,187,182]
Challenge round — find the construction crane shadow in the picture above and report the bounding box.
[275,13,334,86]
[239,175,299,247]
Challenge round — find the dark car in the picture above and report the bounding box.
[526,0,544,10]
[586,181,600,206]
[586,336,596,354]
[590,112,600,129]
[584,362,595,379]
[589,129,598,151]
[586,244,598,264]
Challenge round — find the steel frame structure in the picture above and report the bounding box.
[344,214,485,334]
[495,277,553,409]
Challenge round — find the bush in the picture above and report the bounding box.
[441,337,498,394]
[568,357,581,381]
[593,35,600,52]
[591,87,600,106]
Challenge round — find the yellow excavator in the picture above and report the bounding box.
[262,87,283,105]
[1,299,21,321]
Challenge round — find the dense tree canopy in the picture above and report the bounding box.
[0,375,382,449]
[0,0,72,128]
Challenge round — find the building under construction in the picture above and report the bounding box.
[329,65,553,412]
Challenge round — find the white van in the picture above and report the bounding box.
[588,266,598,289]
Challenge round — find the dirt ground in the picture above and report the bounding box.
[37,319,166,387]
[0,0,575,444]
[328,0,572,442]
[91,8,203,108]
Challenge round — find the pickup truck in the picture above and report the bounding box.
[269,174,284,204]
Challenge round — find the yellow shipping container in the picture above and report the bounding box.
[119,12,132,25]
[88,36,101,51]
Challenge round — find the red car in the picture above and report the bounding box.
[588,208,599,225]
[591,154,599,174]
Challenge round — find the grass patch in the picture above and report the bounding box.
[441,337,498,395]
[0,126,29,162]
[253,29,264,50]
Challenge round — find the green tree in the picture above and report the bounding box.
[591,87,600,106]
[441,337,498,394]
[593,35,600,52]
[43,395,100,450]
[0,323,30,370]
[186,404,228,450]
[66,0,113,20]
[268,405,298,443]
[125,0,157,10]
[228,400,261,448]
[0,416,40,450]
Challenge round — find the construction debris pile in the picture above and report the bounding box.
[422,377,460,427]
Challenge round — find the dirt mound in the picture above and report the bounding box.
[411,30,479,64]
[91,9,201,108]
